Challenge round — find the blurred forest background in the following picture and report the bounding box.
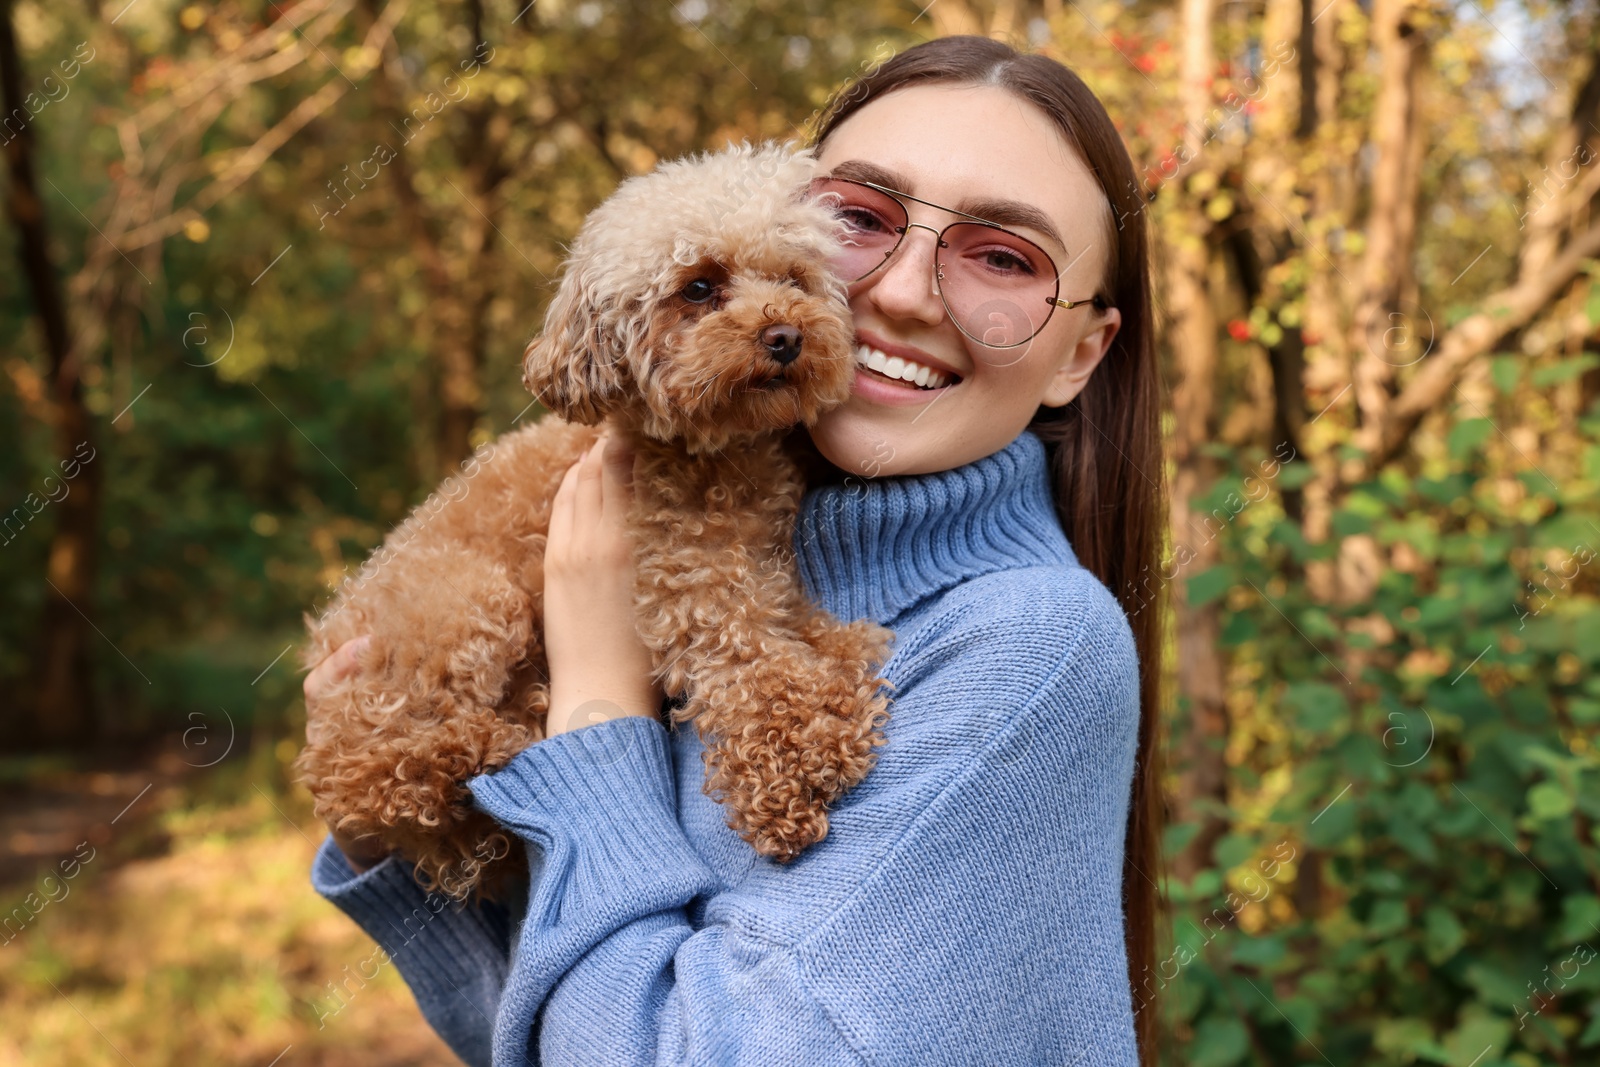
[1,0,1597,1063]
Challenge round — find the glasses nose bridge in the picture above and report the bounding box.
[887,218,951,289]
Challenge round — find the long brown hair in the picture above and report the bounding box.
[809,35,1168,1064]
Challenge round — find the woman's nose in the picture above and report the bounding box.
[860,225,946,328]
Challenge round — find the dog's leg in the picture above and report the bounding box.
[693,606,894,862]
[629,437,894,862]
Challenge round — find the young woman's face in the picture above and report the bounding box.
[810,84,1122,477]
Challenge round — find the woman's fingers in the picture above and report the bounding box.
[548,447,585,561]
[549,434,609,570]
[575,433,606,520]
[599,432,635,518]
[304,634,372,703]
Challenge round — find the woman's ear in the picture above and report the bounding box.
[522,267,629,424]
[1041,305,1121,408]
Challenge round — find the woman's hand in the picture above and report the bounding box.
[302,635,392,873]
[543,430,663,738]
[303,634,371,720]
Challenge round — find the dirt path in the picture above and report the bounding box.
[0,740,464,1066]
[0,741,199,890]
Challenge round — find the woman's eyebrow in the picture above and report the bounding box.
[827,159,1069,252]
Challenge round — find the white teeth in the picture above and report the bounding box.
[853,344,954,390]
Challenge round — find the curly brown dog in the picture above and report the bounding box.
[296,141,896,900]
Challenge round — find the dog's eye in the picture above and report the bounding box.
[681,279,717,303]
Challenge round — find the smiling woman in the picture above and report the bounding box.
[305,33,1166,1067]
[806,80,1129,476]
[801,41,1166,1060]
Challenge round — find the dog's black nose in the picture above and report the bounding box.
[761,324,802,365]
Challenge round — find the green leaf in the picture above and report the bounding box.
[1189,1016,1250,1067]
[1442,1010,1511,1065]
[1579,613,1600,663]
[1284,681,1349,736]
[1447,418,1494,460]
[1465,960,1527,1005]
[1344,489,1390,518]
[1531,353,1600,388]
[1528,780,1575,820]
[1531,512,1597,551]
[1277,462,1317,489]
[1188,869,1224,900]
[1187,565,1236,608]
[1521,614,1574,654]
[1557,894,1600,944]
[1298,606,1344,641]
[1367,898,1410,938]
[1423,906,1465,964]
[1164,820,1200,858]
[1269,520,1320,563]
[1489,354,1521,395]
[1307,793,1357,846]
[1377,515,1440,557]
[1389,812,1438,863]
[1213,833,1256,870]
[1374,1017,1442,1060]
[1230,933,1286,967]
[1331,508,1372,537]
[1220,612,1259,646]
[1417,473,1474,505]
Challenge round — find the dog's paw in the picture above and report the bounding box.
[748,813,828,864]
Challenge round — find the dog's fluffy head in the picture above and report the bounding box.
[522,140,855,453]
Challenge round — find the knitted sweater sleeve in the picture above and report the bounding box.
[309,836,519,1067]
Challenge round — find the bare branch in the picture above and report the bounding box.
[117,76,352,251]
[1358,218,1600,476]
[66,0,405,363]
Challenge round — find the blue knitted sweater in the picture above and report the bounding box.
[310,427,1142,1066]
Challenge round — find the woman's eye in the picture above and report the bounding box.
[977,248,1035,276]
[840,208,890,234]
[681,278,716,303]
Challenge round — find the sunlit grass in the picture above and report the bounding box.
[0,758,460,1067]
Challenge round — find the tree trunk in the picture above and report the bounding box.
[1518,30,1600,279]
[363,0,505,477]
[1350,0,1426,457]
[0,0,101,745]
[1169,0,1231,883]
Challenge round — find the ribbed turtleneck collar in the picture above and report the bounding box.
[794,429,1078,625]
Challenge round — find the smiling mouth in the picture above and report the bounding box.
[854,343,961,390]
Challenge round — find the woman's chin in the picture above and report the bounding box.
[808,410,915,480]
[806,409,896,476]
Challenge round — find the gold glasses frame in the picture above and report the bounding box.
[809,175,1112,350]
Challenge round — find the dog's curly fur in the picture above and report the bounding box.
[296,141,896,900]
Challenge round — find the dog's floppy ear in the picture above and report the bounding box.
[522,266,628,424]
